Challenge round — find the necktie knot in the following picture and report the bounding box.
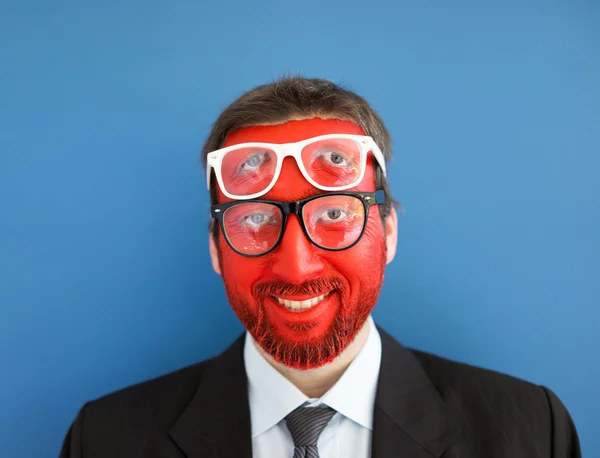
[285,406,336,447]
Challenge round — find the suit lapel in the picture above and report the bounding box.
[372,327,461,458]
[169,334,252,458]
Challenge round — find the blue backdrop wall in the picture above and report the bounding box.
[1,1,598,457]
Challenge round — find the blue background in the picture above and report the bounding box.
[1,1,598,457]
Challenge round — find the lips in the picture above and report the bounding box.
[263,290,339,328]
[273,292,331,311]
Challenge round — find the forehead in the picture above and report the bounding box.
[222,117,366,147]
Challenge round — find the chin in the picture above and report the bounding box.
[241,298,374,370]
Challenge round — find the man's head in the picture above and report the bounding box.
[202,77,398,370]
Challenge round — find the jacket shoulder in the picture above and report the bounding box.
[61,357,216,457]
[409,347,554,417]
[87,357,214,422]
[61,333,249,457]
[410,347,543,395]
[408,348,580,456]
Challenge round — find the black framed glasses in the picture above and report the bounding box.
[211,190,384,257]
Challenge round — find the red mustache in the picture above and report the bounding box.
[254,277,344,298]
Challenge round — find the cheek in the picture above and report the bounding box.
[326,211,386,288]
[360,208,386,248]
[217,235,263,300]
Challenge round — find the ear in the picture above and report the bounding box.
[209,232,222,276]
[384,207,398,264]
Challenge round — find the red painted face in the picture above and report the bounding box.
[214,118,386,369]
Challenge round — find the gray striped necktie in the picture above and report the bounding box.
[285,406,337,458]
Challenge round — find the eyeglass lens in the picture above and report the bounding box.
[222,195,366,255]
[219,138,362,197]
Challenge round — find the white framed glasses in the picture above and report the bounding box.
[206,134,387,200]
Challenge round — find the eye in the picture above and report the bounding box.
[241,212,272,229]
[239,151,269,173]
[317,207,350,223]
[315,150,353,168]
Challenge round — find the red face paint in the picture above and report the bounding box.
[215,118,386,369]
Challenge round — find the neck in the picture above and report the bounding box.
[253,318,371,398]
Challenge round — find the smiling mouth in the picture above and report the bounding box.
[273,292,332,311]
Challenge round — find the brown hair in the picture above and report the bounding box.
[201,76,399,236]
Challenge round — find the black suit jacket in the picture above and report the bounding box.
[59,327,581,457]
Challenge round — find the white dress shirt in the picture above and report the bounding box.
[244,315,382,458]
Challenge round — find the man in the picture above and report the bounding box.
[60,77,581,458]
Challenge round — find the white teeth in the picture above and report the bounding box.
[275,293,329,311]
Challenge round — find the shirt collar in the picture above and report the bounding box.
[244,316,382,438]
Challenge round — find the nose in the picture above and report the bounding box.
[269,215,325,284]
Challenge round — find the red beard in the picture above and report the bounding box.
[224,266,384,370]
